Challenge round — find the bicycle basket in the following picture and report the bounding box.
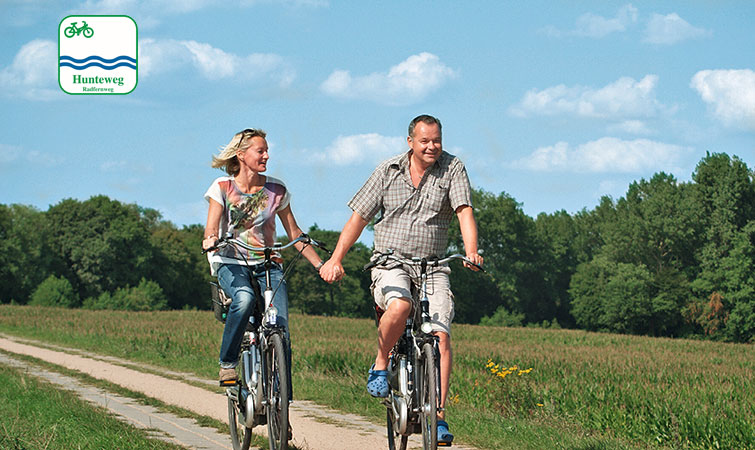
[210,282,232,323]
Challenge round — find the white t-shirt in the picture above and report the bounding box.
[204,175,290,274]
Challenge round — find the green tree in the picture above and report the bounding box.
[534,210,579,327]
[448,189,551,324]
[148,220,211,310]
[83,278,167,311]
[284,226,373,318]
[0,204,53,304]
[29,275,80,308]
[689,153,755,341]
[46,196,154,299]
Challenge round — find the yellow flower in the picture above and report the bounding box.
[537,403,544,407]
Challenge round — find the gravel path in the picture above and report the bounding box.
[0,335,476,450]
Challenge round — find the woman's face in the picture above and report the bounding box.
[237,136,269,173]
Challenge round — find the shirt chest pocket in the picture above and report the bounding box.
[424,183,449,212]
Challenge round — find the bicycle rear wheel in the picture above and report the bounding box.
[265,332,289,450]
[227,387,252,450]
[419,342,438,450]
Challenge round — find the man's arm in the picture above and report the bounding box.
[320,212,370,283]
[456,205,483,270]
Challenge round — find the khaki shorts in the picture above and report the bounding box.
[371,266,454,336]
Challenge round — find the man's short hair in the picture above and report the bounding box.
[408,115,442,138]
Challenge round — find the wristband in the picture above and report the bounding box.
[315,260,325,270]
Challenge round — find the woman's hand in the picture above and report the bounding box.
[202,235,218,251]
[319,258,345,283]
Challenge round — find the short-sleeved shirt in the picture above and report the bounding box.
[348,150,472,259]
[204,176,290,274]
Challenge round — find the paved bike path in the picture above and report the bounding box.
[0,335,475,450]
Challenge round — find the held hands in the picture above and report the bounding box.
[464,252,484,271]
[319,258,345,283]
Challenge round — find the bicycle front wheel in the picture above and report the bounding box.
[386,406,409,450]
[265,332,289,450]
[227,387,252,450]
[419,342,438,450]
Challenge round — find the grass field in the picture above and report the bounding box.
[0,305,752,450]
[0,361,185,450]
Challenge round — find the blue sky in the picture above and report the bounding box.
[1,1,754,244]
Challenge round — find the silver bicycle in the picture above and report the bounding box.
[209,233,327,450]
[364,250,483,450]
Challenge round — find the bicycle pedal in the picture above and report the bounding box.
[437,442,452,447]
[219,379,238,387]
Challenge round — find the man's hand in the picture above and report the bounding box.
[319,258,345,283]
[464,252,484,271]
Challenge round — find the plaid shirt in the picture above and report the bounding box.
[348,150,473,259]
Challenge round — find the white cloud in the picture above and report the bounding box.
[139,38,294,87]
[313,134,405,166]
[511,75,664,119]
[690,69,755,131]
[0,143,65,166]
[0,144,23,164]
[542,4,637,38]
[607,120,653,135]
[320,52,458,106]
[643,13,711,45]
[101,160,154,173]
[0,39,60,100]
[513,137,687,173]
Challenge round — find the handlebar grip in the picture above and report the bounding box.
[363,260,378,271]
[467,260,485,272]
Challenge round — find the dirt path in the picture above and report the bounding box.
[0,335,475,450]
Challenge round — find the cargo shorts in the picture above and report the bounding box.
[370,265,454,335]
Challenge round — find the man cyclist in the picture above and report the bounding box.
[320,114,483,445]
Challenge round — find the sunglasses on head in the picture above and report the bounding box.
[235,129,259,150]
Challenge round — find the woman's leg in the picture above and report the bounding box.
[217,264,257,368]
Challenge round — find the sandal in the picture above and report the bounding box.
[366,364,389,398]
[437,420,454,446]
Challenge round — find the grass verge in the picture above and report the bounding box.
[0,305,753,449]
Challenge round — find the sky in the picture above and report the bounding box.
[1,1,754,245]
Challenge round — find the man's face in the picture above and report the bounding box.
[408,122,442,168]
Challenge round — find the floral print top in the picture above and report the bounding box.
[204,175,290,274]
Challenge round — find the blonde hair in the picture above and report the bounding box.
[211,128,267,175]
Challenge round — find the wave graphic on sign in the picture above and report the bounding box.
[59,55,136,71]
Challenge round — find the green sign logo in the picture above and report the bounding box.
[63,21,94,38]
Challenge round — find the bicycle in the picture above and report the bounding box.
[364,250,484,450]
[207,233,328,450]
[64,21,94,38]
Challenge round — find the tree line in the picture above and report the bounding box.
[1,152,753,343]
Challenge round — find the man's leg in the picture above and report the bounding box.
[435,331,452,420]
[374,297,411,370]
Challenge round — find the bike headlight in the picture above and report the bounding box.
[264,306,278,326]
[420,322,433,334]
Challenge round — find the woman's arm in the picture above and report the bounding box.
[277,205,324,268]
[203,198,223,250]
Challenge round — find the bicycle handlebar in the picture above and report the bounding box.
[202,232,330,256]
[363,250,485,272]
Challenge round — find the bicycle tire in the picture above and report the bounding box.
[83,28,93,38]
[419,342,438,450]
[228,387,252,450]
[64,27,75,38]
[387,407,409,450]
[265,332,289,450]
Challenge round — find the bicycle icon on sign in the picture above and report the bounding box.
[64,21,94,38]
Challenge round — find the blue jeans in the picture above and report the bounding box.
[217,263,289,368]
